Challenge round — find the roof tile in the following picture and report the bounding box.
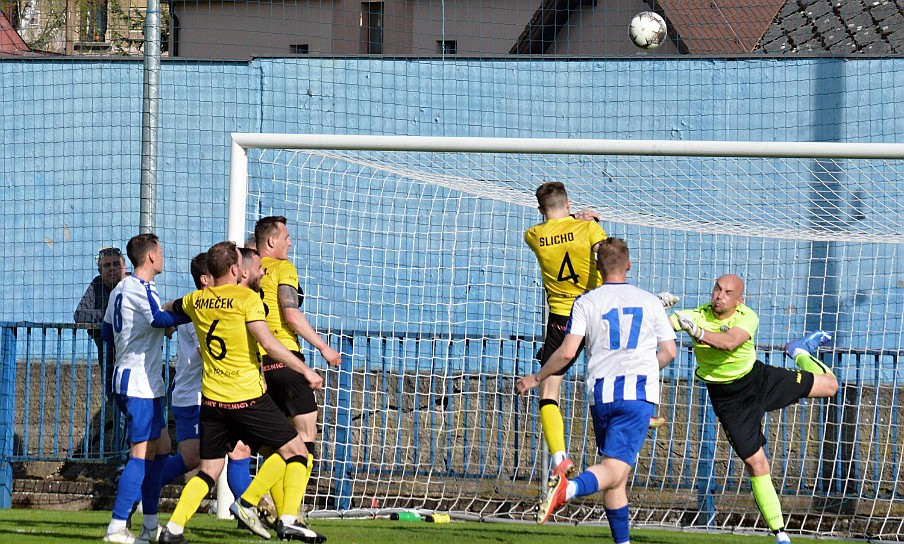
[838,1,866,18]
[751,0,904,54]
[804,0,834,20]
[868,0,900,22]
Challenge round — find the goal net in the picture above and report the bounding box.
[229,135,904,539]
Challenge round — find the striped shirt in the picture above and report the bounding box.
[567,283,676,405]
[102,276,167,398]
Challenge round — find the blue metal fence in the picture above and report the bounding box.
[2,322,901,529]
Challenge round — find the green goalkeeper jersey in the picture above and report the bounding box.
[680,302,759,383]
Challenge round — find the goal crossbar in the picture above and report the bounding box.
[228,133,904,244]
[231,133,904,159]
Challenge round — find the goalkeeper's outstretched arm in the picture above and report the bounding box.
[673,310,750,351]
[657,291,679,309]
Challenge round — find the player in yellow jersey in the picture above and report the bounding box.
[158,242,325,544]
[671,274,838,544]
[524,182,607,479]
[253,216,341,522]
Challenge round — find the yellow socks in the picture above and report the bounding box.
[794,353,835,377]
[539,400,566,459]
[750,474,785,531]
[269,473,285,515]
[241,453,287,507]
[280,456,310,520]
[168,471,214,529]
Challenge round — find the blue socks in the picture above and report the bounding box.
[570,471,629,544]
[227,457,252,498]
[573,471,599,498]
[605,505,630,544]
[160,453,190,487]
[140,454,167,517]
[112,458,145,520]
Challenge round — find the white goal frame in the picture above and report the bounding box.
[227,133,904,244]
[225,133,904,538]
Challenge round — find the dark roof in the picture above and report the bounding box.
[0,11,29,56]
[657,0,904,55]
[758,0,904,54]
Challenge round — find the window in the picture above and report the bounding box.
[437,40,457,55]
[81,0,107,42]
[360,2,383,54]
[290,44,309,54]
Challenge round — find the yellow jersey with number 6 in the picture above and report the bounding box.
[179,284,267,403]
[525,216,607,316]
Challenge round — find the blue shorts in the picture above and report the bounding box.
[172,405,201,443]
[114,395,166,444]
[590,399,655,466]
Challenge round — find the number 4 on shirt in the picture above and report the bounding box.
[558,252,579,284]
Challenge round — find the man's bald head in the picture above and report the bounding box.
[710,274,745,318]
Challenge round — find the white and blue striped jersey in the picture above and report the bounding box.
[102,275,168,399]
[567,283,676,406]
[171,322,202,408]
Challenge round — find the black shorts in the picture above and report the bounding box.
[705,360,814,460]
[199,394,298,460]
[262,352,318,417]
[537,313,585,376]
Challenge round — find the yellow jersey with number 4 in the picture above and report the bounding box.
[525,216,607,316]
[178,284,267,403]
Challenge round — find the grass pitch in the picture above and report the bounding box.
[0,509,857,544]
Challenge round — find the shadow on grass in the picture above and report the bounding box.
[313,520,613,544]
[0,515,265,544]
[0,518,101,543]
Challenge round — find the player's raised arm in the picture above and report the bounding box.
[572,208,601,222]
[277,284,342,367]
[247,320,323,390]
[674,310,751,351]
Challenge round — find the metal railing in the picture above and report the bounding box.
[2,322,901,524]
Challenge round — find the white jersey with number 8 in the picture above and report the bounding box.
[103,275,166,399]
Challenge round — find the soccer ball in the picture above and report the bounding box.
[629,11,667,50]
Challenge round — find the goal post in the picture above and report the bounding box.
[227,134,904,539]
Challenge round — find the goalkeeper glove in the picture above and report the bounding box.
[657,291,679,309]
[676,314,705,342]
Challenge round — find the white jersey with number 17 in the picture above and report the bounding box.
[567,283,676,406]
[103,275,166,399]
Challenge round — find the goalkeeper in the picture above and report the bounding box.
[671,274,839,544]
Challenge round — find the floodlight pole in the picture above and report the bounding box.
[139,0,161,234]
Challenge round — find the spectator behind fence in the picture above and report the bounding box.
[74,246,127,396]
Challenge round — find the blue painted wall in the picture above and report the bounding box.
[2,57,903,353]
